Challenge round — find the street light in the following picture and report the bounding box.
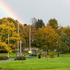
[56,39,59,57]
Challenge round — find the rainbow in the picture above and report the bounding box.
[0,1,23,24]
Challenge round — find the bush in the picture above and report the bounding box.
[15,55,26,60]
[31,54,37,56]
[0,56,8,60]
[50,55,54,58]
[0,49,7,53]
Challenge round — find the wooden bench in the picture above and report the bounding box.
[42,55,47,58]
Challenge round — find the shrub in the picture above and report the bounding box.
[0,49,7,53]
[31,54,37,56]
[15,55,26,60]
[50,55,54,58]
[0,56,8,60]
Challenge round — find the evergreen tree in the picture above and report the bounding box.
[35,19,45,29]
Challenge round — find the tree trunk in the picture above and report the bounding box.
[69,47,70,53]
[47,50,48,55]
[47,50,48,61]
[63,51,64,56]
[53,50,54,55]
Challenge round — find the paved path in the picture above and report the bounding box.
[0,52,46,63]
[0,58,14,63]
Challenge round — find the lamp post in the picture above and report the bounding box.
[58,39,59,57]
[57,39,59,57]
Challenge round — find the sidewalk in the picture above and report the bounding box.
[0,58,14,63]
[0,52,45,63]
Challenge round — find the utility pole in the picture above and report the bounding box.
[56,39,59,57]
[58,39,59,57]
[8,34,9,57]
[29,26,31,50]
[18,21,19,54]
[8,21,9,57]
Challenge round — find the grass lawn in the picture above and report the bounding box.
[0,56,70,70]
[0,53,17,58]
[0,52,70,58]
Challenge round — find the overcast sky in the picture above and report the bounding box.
[0,0,70,27]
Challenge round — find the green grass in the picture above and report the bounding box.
[0,51,70,58]
[0,53,17,58]
[0,56,70,70]
[0,51,29,58]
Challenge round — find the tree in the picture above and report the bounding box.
[19,23,26,52]
[59,32,69,54]
[63,26,70,40]
[58,26,64,35]
[35,25,59,54]
[31,17,37,27]
[0,17,20,53]
[7,17,26,51]
[35,19,45,29]
[63,26,70,52]
[24,24,27,26]
[23,25,36,48]
[48,18,59,30]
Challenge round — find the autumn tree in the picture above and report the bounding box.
[35,25,59,54]
[19,23,26,52]
[23,25,36,48]
[0,17,20,53]
[58,26,64,35]
[0,19,2,24]
[7,17,26,52]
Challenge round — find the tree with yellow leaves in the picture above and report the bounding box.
[35,24,59,54]
[0,17,20,53]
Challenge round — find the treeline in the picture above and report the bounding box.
[0,17,70,54]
